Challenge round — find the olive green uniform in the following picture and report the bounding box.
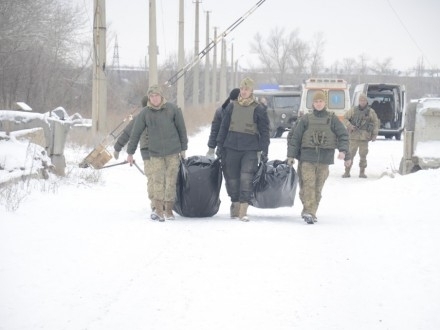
[287,109,350,218]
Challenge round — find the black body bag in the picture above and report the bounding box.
[173,156,222,217]
[250,159,298,209]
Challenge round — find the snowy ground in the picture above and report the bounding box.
[1,127,440,330]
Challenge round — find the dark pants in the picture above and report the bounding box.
[222,148,258,203]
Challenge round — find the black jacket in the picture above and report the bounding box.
[207,105,225,149]
[216,101,270,155]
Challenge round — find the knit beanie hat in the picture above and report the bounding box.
[359,93,368,102]
[229,88,240,100]
[147,84,163,97]
[240,77,255,90]
[313,90,326,102]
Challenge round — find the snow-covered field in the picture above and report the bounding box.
[1,127,439,330]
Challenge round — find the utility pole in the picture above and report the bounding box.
[203,10,211,105]
[192,0,201,106]
[149,0,158,86]
[92,0,107,137]
[211,27,218,104]
[177,0,185,111]
[219,39,227,102]
[230,42,234,90]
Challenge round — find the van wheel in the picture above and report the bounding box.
[395,132,401,140]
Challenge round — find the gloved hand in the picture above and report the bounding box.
[287,157,295,166]
[206,148,215,159]
[347,124,356,133]
[257,151,262,163]
[113,150,119,160]
[260,152,268,164]
[180,150,186,159]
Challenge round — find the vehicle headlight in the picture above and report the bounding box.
[281,113,287,119]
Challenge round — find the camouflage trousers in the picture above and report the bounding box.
[148,154,180,202]
[143,159,154,204]
[298,161,329,218]
[349,139,369,168]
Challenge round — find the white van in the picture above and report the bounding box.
[299,78,351,121]
[352,83,406,140]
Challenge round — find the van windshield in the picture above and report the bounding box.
[306,90,346,109]
[273,95,300,109]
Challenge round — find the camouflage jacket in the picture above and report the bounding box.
[343,105,380,141]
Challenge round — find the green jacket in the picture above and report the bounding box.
[287,109,350,165]
[114,114,150,160]
[127,102,188,157]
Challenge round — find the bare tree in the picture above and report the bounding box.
[0,0,89,111]
[308,32,325,76]
[250,28,300,84]
[371,57,395,76]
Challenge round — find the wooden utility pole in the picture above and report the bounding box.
[192,0,201,105]
[230,42,234,90]
[211,27,218,104]
[149,0,158,86]
[92,0,107,137]
[177,0,185,111]
[203,11,211,105]
[219,39,227,101]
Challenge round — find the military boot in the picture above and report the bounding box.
[342,166,351,178]
[359,168,367,178]
[230,202,240,218]
[153,200,165,222]
[150,202,160,220]
[164,201,175,220]
[238,203,249,222]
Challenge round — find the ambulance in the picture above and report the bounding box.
[299,78,351,121]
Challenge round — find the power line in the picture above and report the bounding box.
[386,0,433,69]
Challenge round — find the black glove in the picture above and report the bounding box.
[260,152,268,163]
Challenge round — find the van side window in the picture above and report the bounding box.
[328,90,345,109]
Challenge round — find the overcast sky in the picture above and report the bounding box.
[79,0,439,71]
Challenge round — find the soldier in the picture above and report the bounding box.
[286,90,351,224]
[216,77,270,221]
[113,95,161,219]
[342,93,380,178]
[126,85,188,222]
[206,88,240,158]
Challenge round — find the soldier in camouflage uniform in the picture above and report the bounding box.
[216,77,270,222]
[287,90,351,224]
[127,85,188,222]
[342,93,380,178]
